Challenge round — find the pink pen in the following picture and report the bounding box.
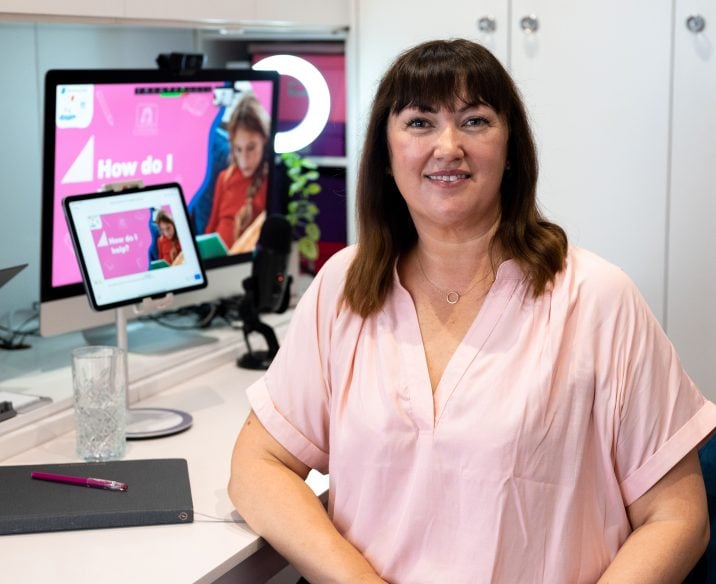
[31,471,128,492]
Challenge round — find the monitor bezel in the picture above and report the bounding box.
[41,67,280,304]
[63,182,208,312]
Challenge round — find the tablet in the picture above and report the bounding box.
[63,183,207,311]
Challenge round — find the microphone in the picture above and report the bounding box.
[237,214,293,370]
[250,214,293,313]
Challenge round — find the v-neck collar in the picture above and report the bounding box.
[391,258,524,431]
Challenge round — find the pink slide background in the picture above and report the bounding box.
[92,208,154,280]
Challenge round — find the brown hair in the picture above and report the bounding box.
[227,91,271,198]
[343,38,567,317]
[154,209,178,242]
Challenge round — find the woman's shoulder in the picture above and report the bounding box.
[566,245,628,277]
[292,245,357,325]
[313,245,357,288]
[559,245,642,307]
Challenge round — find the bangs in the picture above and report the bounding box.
[387,41,508,115]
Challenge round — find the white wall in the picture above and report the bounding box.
[0,23,41,325]
[0,22,197,325]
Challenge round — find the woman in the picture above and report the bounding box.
[205,91,269,249]
[154,209,181,265]
[229,40,716,583]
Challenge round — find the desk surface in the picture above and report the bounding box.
[0,351,328,582]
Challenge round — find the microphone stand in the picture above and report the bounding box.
[236,275,291,370]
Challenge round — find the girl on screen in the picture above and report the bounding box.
[154,209,182,265]
[205,91,270,251]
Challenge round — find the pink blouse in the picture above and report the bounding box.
[248,245,716,583]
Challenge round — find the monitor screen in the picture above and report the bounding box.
[63,183,207,311]
[40,68,280,334]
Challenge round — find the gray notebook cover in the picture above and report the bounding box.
[0,458,193,535]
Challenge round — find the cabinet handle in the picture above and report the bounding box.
[477,16,497,33]
[686,15,706,34]
[520,15,540,34]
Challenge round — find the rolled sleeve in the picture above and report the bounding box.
[619,400,716,506]
[243,246,355,475]
[609,274,716,506]
[248,377,330,473]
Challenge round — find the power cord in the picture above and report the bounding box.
[138,295,246,331]
[0,306,39,350]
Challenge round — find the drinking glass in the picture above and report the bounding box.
[71,346,127,461]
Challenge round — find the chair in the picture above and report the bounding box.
[684,433,716,583]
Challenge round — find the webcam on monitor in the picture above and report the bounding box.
[156,52,205,76]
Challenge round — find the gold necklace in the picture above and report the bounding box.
[416,254,493,305]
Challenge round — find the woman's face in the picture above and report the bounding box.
[158,221,175,239]
[387,98,509,238]
[232,127,266,178]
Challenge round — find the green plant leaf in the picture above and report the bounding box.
[281,152,300,166]
[305,222,321,241]
[298,237,319,260]
[282,152,323,247]
[287,166,303,178]
[288,181,304,196]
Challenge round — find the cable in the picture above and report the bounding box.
[0,308,39,350]
[137,295,246,331]
[193,511,246,524]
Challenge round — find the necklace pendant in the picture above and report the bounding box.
[446,290,460,304]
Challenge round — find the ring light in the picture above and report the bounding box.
[253,55,331,153]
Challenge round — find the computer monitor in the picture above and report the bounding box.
[40,67,280,336]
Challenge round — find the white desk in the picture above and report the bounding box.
[0,320,328,583]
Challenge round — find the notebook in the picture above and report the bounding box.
[149,259,170,270]
[0,458,193,535]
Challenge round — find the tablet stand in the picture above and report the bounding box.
[115,298,193,439]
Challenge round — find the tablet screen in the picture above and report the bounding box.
[63,183,207,311]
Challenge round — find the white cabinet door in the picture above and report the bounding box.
[123,0,256,22]
[255,0,349,27]
[510,0,673,321]
[349,0,509,241]
[667,2,716,398]
[351,1,673,321]
[354,0,508,130]
[0,1,121,18]
[2,1,346,26]
[124,0,348,24]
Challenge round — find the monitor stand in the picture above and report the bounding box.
[115,302,193,439]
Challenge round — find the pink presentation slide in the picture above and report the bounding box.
[53,80,273,287]
[91,208,155,280]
